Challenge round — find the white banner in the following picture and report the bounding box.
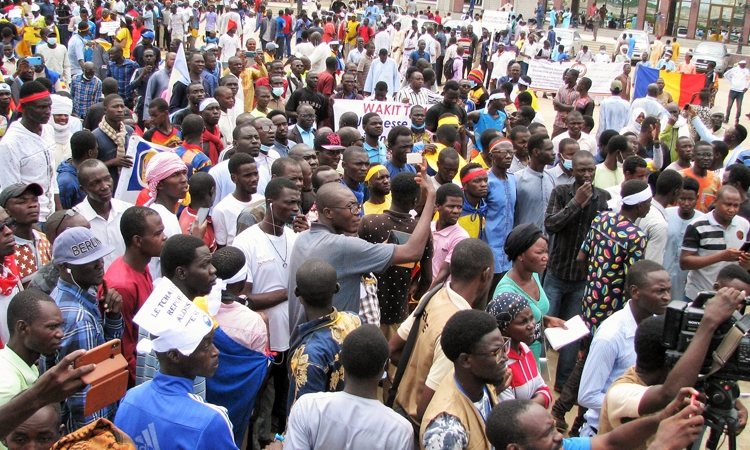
[99,21,120,36]
[332,99,420,142]
[482,11,511,32]
[526,60,624,96]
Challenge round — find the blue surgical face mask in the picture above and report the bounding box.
[469,81,477,88]
[47,37,57,45]
[272,87,284,97]
[412,122,425,130]
[260,144,272,154]
[562,158,573,170]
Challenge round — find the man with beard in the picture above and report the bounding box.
[199,98,224,165]
[171,81,205,127]
[0,289,62,408]
[421,310,510,449]
[210,123,262,207]
[0,184,51,288]
[254,116,282,195]
[0,81,61,225]
[51,226,123,430]
[268,110,293,157]
[73,159,130,270]
[214,87,235,148]
[91,94,134,189]
[213,153,262,247]
[362,162,391,216]
[514,133,555,232]
[286,72,328,125]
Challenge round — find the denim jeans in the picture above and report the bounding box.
[543,272,586,388]
[727,89,745,122]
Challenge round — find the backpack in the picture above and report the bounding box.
[444,56,457,79]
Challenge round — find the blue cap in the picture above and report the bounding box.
[142,30,155,39]
[53,227,114,265]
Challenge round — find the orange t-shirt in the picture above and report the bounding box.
[679,167,722,212]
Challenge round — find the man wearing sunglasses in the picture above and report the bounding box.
[0,205,21,346]
[421,310,512,450]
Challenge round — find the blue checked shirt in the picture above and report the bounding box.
[53,279,123,432]
[69,74,102,118]
[105,59,140,101]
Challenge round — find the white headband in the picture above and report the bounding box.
[620,186,652,206]
[518,78,530,87]
[224,265,248,285]
[488,92,506,101]
[199,97,219,112]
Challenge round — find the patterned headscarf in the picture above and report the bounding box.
[52,418,135,449]
[487,292,529,332]
[144,151,187,206]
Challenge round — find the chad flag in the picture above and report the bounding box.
[633,67,706,107]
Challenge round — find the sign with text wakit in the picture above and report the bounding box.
[526,60,625,96]
[332,99,433,142]
[115,135,174,204]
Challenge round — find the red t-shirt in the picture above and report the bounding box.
[317,71,336,96]
[323,22,336,42]
[102,256,153,388]
[283,14,293,34]
[358,25,374,43]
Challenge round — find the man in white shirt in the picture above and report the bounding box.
[254,116,281,195]
[213,153,263,247]
[35,28,71,84]
[593,44,611,63]
[210,122,260,207]
[363,48,399,97]
[724,60,750,124]
[0,82,60,225]
[575,45,594,63]
[286,325,414,450]
[232,177,299,438]
[309,32,332,75]
[218,20,241,64]
[73,160,131,270]
[551,111,598,154]
[635,170,683,265]
[597,81,630,142]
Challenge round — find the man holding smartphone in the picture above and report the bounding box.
[50,227,123,431]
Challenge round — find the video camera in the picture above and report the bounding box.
[662,291,750,382]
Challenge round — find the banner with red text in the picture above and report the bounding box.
[332,99,426,142]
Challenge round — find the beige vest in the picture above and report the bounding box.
[394,287,465,424]
[420,372,496,450]
[599,366,651,450]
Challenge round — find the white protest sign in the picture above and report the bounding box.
[99,21,120,36]
[481,11,511,32]
[526,60,624,96]
[133,278,214,355]
[332,99,420,142]
[114,135,174,205]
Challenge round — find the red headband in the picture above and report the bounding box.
[489,138,512,153]
[461,169,487,184]
[19,91,50,104]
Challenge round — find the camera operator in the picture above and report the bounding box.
[598,287,748,446]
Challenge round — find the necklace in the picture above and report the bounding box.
[263,227,289,268]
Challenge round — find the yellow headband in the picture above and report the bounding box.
[438,116,460,127]
[365,164,387,182]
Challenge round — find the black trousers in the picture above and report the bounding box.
[435,55,445,86]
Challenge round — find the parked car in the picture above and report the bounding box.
[552,28,583,56]
[692,41,731,74]
[619,30,652,63]
[677,26,687,38]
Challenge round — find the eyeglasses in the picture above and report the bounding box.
[490,148,516,155]
[257,124,278,132]
[299,114,316,120]
[47,209,75,238]
[472,337,512,362]
[328,203,363,215]
[0,216,16,231]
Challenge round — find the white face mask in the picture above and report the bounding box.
[600,50,605,54]
[47,37,57,45]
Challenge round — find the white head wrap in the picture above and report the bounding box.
[621,185,653,206]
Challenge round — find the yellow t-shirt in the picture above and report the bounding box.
[116,27,132,58]
[364,194,392,215]
[346,21,359,44]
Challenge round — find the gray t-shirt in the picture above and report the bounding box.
[287,222,396,338]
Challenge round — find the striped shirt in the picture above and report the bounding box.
[553,85,580,129]
[681,212,750,300]
[394,86,443,105]
[53,279,123,431]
